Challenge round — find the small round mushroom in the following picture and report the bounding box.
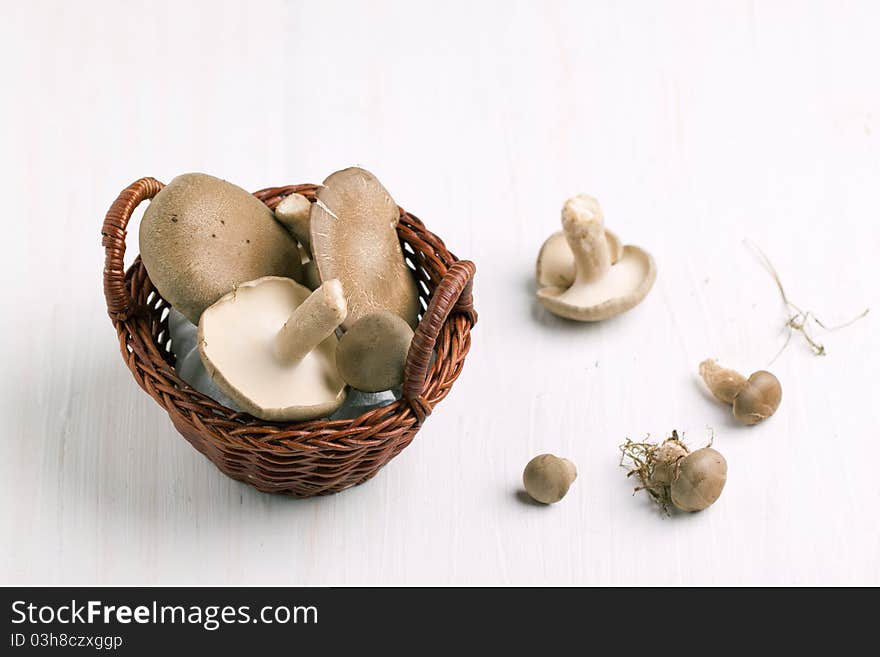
[536,195,656,321]
[536,228,623,288]
[310,167,420,330]
[699,360,782,425]
[139,173,302,324]
[670,447,728,512]
[336,311,414,392]
[275,192,312,251]
[522,454,577,504]
[198,277,348,421]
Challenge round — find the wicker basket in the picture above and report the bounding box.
[101,177,477,497]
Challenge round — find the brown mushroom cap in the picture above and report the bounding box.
[139,173,302,324]
[699,361,782,425]
[733,370,782,425]
[336,311,414,392]
[522,454,577,504]
[670,447,727,512]
[310,167,420,330]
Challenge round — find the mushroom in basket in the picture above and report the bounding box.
[198,277,349,421]
[310,167,420,330]
[139,172,303,324]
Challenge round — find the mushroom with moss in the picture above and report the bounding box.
[699,360,782,425]
[139,172,303,324]
[198,277,348,421]
[336,311,414,392]
[536,195,656,321]
[621,431,727,513]
[310,167,420,330]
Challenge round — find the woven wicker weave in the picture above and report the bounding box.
[101,178,477,497]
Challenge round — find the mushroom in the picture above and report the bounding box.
[522,454,577,504]
[536,228,623,288]
[699,360,782,425]
[296,243,322,291]
[536,195,656,321]
[310,167,420,330]
[168,309,241,410]
[275,192,312,251]
[670,447,727,512]
[139,173,303,324]
[620,431,727,513]
[336,311,414,392]
[198,277,348,421]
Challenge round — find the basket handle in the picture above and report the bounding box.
[102,177,165,320]
[403,260,477,423]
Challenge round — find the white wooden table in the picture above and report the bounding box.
[2,0,878,586]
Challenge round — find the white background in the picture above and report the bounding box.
[2,0,878,586]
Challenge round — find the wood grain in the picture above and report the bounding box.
[1,0,878,585]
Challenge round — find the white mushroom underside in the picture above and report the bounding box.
[537,229,623,288]
[548,250,649,306]
[201,281,341,409]
[538,232,575,287]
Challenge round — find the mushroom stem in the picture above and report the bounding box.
[699,359,747,405]
[561,195,611,284]
[274,279,347,364]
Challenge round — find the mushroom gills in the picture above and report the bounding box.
[536,229,624,288]
[536,194,656,321]
[199,277,347,419]
[698,360,782,426]
[543,245,652,308]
